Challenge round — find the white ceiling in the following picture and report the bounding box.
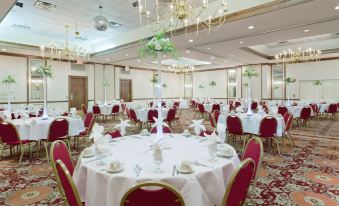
[1,0,339,70]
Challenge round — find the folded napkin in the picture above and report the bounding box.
[114,119,131,136]
[189,119,206,136]
[89,123,105,143]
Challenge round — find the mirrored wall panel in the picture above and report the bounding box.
[29,59,45,101]
[272,65,284,99]
[184,73,193,99]
[227,69,237,98]
[262,65,272,99]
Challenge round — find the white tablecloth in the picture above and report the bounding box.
[317,104,330,113]
[73,134,240,206]
[10,117,85,141]
[135,108,169,123]
[203,104,213,112]
[217,113,285,137]
[178,100,189,109]
[287,106,314,118]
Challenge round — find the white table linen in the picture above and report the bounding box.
[73,134,240,206]
[217,113,285,137]
[10,116,85,141]
[135,108,169,123]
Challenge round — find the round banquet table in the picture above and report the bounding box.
[287,106,314,118]
[217,113,285,137]
[317,103,330,113]
[9,116,85,141]
[73,134,240,206]
[134,108,169,123]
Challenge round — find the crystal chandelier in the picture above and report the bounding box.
[167,64,195,74]
[275,48,321,64]
[93,5,109,31]
[40,25,90,63]
[137,0,228,35]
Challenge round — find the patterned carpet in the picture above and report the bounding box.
[0,110,338,206]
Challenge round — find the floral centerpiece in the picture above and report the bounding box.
[313,80,322,86]
[243,67,257,115]
[285,77,296,106]
[162,83,167,88]
[140,31,177,143]
[1,75,16,111]
[36,65,53,119]
[209,81,216,87]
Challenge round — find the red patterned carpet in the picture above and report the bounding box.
[0,110,338,206]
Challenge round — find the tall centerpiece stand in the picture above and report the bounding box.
[1,75,16,112]
[36,65,53,120]
[313,80,322,102]
[243,67,258,116]
[140,31,177,143]
[103,80,109,104]
[285,77,296,107]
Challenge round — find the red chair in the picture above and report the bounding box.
[298,106,311,126]
[173,101,179,108]
[282,113,295,146]
[278,106,288,116]
[258,116,280,154]
[121,103,127,113]
[212,104,220,112]
[106,130,122,138]
[111,104,120,120]
[324,103,337,119]
[149,102,154,108]
[81,104,88,116]
[50,140,74,196]
[55,160,84,206]
[147,109,158,125]
[41,118,69,162]
[197,104,207,118]
[309,104,319,119]
[214,110,220,124]
[129,109,142,130]
[262,104,269,114]
[242,137,263,204]
[150,126,172,134]
[120,182,185,206]
[92,105,103,120]
[221,159,255,206]
[208,112,217,128]
[76,113,96,148]
[251,102,258,110]
[0,121,37,163]
[235,101,241,107]
[166,108,178,128]
[226,115,247,148]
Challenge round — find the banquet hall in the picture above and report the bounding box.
[0,0,338,205]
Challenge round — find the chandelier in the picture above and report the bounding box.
[40,25,90,63]
[93,5,109,31]
[275,48,321,64]
[137,0,228,35]
[167,64,195,74]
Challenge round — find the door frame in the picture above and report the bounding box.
[119,78,132,102]
[68,75,88,110]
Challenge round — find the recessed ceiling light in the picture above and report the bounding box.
[335,5,339,10]
[211,56,215,59]
[239,41,244,44]
[304,29,310,33]
[105,58,110,61]
[137,59,141,62]
[1,48,7,52]
[186,50,190,54]
[125,54,129,57]
[224,60,228,62]
[206,47,211,50]
[188,39,194,43]
[248,25,254,30]
[229,54,234,57]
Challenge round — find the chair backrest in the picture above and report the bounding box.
[251,102,258,110]
[222,159,255,206]
[214,110,221,123]
[173,101,179,108]
[242,137,263,183]
[148,109,158,122]
[92,105,101,115]
[235,101,241,107]
[120,182,185,206]
[55,160,83,206]
[284,113,294,132]
[150,102,153,108]
[150,126,172,134]
[309,104,318,114]
[48,118,69,141]
[198,104,205,113]
[212,104,220,112]
[126,108,131,119]
[121,103,127,112]
[258,116,277,138]
[81,104,87,115]
[300,106,311,120]
[166,108,176,122]
[327,103,337,113]
[50,140,74,196]
[83,112,94,128]
[129,109,138,122]
[107,130,122,138]
[208,112,216,128]
[226,115,243,135]
[0,121,20,144]
[112,104,120,113]
[278,106,288,116]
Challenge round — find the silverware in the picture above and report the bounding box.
[193,161,213,168]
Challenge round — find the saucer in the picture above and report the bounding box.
[176,165,194,174]
[106,165,124,173]
[140,132,150,136]
[82,153,95,158]
[217,150,233,157]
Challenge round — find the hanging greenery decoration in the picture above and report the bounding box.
[313,80,322,86]
[1,75,16,85]
[36,65,53,78]
[209,81,216,87]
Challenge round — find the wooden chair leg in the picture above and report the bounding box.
[18,145,24,164]
[42,142,49,162]
[275,138,281,155]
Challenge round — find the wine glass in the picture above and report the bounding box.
[207,143,218,162]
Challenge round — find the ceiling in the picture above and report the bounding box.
[0,0,339,70]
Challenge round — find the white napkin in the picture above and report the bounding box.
[89,123,105,143]
[114,119,131,136]
[189,119,206,136]
[151,117,169,128]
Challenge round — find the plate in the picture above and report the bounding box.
[140,132,150,136]
[106,166,124,173]
[217,150,234,157]
[82,153,95,158]
[176,165,194,174]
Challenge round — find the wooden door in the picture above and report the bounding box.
[69,76,88,110]
[120,79,132,102]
